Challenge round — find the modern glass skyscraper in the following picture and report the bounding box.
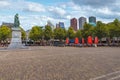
[56,22,65,29]
[70,18,77,31]
[89,16,96,26]
[59,22,65,29]
[79,17,86,29]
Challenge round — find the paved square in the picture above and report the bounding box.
[0,47,120,80]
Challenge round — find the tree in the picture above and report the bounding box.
[63,29,67,39]
[20,27,26,40]
[107,19,120,38]
[44,25,53,41]
[113,18,120,27]
[67,27,75,39]
[82,22,94,39]
[113,19,120,38]
[107,19,120,45]
[29,26,43,41]
[76,30,82,39]
[94,21,108,41]
[0,25,11,42]
[54,28,66,41]
[107,23,115,38]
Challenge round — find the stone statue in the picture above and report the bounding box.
[8,13,27,49]
[14,13,20,28]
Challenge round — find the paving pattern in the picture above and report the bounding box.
[90,71,120,80]
[0,46,120,80]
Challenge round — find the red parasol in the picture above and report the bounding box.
[94,36,99,44]
[87,36,93,45]
[82,38,85,44]
[75,37,79,44]
[66,38,69,44]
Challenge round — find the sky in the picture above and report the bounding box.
[0,0,120,30]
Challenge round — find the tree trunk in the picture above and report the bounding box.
[117,37,119,46]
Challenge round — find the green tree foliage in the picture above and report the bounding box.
[76,30,82,39]
[107,19,120,38]
[106,19,120,45]
[67,27,75,39]
[20,27,26,40]
[29,26,43,41]
[63,29,67,39]
[107,22,115,38]
[113,18,120,27]
[54,28,66,40]
[0,25,11,41]
[112,19,120,37]
[44,25,53,41]
[82,22,94,39]
[94,21,108,40]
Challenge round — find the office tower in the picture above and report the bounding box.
[70,18,77,31]
[79,17,86,29]
[56,23,60,28]
[59,22,65,29]
[89,16,96,26]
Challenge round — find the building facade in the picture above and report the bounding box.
[79,17,86,29]
[89,16,96,26]
[56,22,65,29]
[59,22,65,29]
[70,18,77,31]
[56,23,60,29]
[1,22,14,28]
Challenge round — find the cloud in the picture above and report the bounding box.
[19,15,52,30]
[72,0,116,8]
[0,0,46,12]
[24,2,46,12]
[0,1,10,8]
[48,6,67,17]
[0,0,71,30]
[69,0,120,22]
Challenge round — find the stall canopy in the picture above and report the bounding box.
[75,37,79,44]
[66,38,69,44]
[94,36,99,44]
[87,36,93,45]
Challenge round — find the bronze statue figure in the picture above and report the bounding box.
[14,13,20,28]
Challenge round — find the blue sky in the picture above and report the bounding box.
[0,0,120,30]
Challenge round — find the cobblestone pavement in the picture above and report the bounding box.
[0,46,120,80]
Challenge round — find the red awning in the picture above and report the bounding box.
[75,37,79,44]
[66,38,69,44]
[87,36,93,45]
[94,37,99,44]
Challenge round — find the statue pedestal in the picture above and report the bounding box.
[8,28,27,49]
